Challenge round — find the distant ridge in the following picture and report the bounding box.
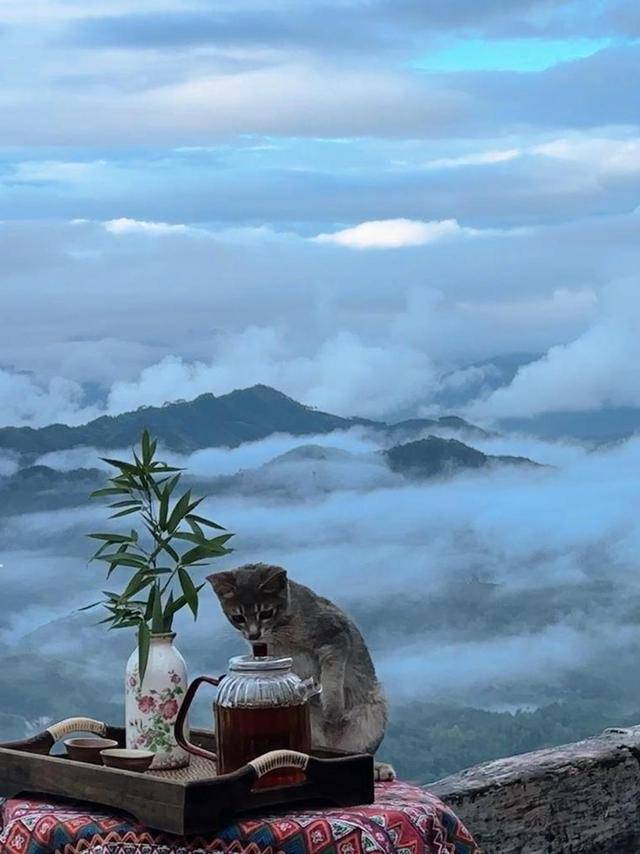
[0,437,543,517]
[0,385,374,459]
[0,385,486,460]
[384,436,540,479]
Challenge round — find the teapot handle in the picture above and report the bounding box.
[174,675,223,762]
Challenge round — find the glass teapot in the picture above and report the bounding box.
[175,644,321,786]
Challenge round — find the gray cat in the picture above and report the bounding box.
[208,563,395,779]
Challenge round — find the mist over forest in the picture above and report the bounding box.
[2,387,640,781]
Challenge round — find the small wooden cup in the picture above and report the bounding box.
[64,737,119,765]
[100,748,154,772]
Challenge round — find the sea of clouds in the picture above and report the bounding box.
[2,427,640,739]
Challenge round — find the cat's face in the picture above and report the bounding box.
[207,563,289,642]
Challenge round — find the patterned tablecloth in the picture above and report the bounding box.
[0,781,479,854]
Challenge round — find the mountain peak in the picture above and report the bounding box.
[0,384,364,459]
[385,435,539,479]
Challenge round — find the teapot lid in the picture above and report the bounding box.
[229,653,292,673]
[218,643,307,708]
[229,643,292,673]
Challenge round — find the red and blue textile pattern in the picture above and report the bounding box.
[0,781,479,854]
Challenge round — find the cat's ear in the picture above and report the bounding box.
[207,571,237,600]
[258,565,287,595]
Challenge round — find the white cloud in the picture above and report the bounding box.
[0,452,20,477]
[106,328,439,418]
[533,136,640,174]
[313,217,464,249]
[103,217,189,236]
[423,148,521,170]
[471,281,640,418]
[0,369,102,429]
[456,288,597,326]
[10,160,108,184]
[417,134,640,178]
[0,0,187,24]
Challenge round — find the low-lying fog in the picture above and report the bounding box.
[2,426,640,778]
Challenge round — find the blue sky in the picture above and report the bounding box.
[412,37,616,72]
[0,0,639,425]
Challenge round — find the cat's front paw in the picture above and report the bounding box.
[374,761,396,782]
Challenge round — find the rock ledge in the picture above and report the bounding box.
[429,725,640,853]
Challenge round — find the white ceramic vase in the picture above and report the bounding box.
[125,632,190,770]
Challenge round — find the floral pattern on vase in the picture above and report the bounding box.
[125,633,190,770]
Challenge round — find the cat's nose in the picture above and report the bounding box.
[247,627,261,640]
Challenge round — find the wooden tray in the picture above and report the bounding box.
[0,718,374,835]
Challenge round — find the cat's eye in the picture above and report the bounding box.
[231,614,246,624]
[259,608,274,620]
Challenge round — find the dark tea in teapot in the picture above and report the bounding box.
[175,645,321,788]
[216,704,311,786]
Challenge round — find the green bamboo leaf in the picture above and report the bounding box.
[87,533,133,543]
[178,567,198,618]
[149,477,164,501]
[110,506,141,519]
[180,542,231,565]
[160,540,180,562]
[120,570,154,602]
[97,553,148,569]
[172,532,204,545]
[165,584,205,618]
[111,475,136,488]
[77,601,101,612]
[90,487,130,498]
[186,513,226,531]
[159,488,170,529]
[108,499,142,509]
[167,473,181,491]
[101,457,140,474]
[179,545,209,565]
[151,583,164,633]
[166,490,191,533]
[141,430,152,464]
[184,497,204,517]
[138,621,151,683]
[186,517,205,538]
[163,591,175,631]
[207,533,235,547]
[88,541,111,562]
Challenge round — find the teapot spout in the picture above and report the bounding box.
[301,676,322,700]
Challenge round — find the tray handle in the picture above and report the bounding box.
[248,749,310,778]
[47,717,108,742]
[0,717,111,756]
[243,750,375,801]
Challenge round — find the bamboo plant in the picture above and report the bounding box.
[85,430,233,681]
